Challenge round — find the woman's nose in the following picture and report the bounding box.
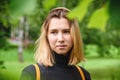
[58,33,64,43]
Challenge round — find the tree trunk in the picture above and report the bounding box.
[18,16,24,62]
[24,16,29,48]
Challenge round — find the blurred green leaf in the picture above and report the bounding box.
[67,0,93,22]
[87,2,109,31]
[108,0,120,30]
[9,0,37,23]
[43,0,57,10]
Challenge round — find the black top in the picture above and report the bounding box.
[20,53,91,80]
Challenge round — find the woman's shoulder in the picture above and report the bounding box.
[22,63,43,74]
[20,64,36,80]
[77,66,91,80]
[22,64,35,73]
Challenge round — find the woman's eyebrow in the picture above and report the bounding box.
[63,29,70,30]
[49,29,57,31]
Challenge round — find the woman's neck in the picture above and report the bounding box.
[53,52,71,66]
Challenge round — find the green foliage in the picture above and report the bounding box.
[29,25,40,40]
[27,0,49,40]
[83,29,103,45]
[0,0,10,27]
[100,30,120,47]
[84,44,120,57]
[0,60,5,69]
[99,45,119,57]
[0,37,17,50]
[107,45,119,56]
[65,0,79,9]
[0,37,5,47]
[43,0,57,10]
[108,0,120,30]
[67,0,93,22]
[88,1,109,31]
[84,44,99,57]
[9,0,37,24]
[0,37,8,49]
[9,0,37,15]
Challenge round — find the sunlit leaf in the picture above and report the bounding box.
[67,0,93,22]
[87,2,109,31]
[43,0,57,10]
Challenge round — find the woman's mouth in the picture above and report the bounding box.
[56,45,66,49]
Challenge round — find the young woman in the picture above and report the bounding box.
[20,7,91,80]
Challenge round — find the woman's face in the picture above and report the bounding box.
[47,18,73,55]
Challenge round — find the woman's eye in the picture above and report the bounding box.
[64,30,70,34]
[51,31,57,34]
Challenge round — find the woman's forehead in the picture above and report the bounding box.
[48,18,70,30]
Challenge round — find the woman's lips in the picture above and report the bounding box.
[56,45,66,49]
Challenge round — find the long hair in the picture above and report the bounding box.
[34,7,85,66]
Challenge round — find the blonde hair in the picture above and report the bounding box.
[34,7,85,66]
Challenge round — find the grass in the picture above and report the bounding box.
[0,48,35,80]
[84,58,120,80]
[0,61,33,80]
[0,48,120,80]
